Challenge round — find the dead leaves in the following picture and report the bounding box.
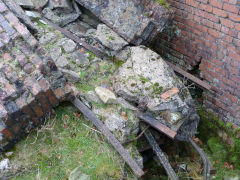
[121,111,128,120]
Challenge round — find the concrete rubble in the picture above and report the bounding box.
[0,0,205,179]
[75,0,173,45]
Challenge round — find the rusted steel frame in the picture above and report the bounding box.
[140,123,178,180]
[41,17,105,59]
[137,112,177,139]
[189,138,211,180]
[72,97,144,177]
[166,61,212,91]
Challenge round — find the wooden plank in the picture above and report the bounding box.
[137,113,177,139]
[72,98,145,177]
[166,61,212,91]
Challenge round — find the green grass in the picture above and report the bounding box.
[8,105,126,179]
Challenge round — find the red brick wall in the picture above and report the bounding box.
[154,0,240,124]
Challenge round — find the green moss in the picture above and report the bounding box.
[131,83,136,87]
[154,0,170,10]
[87,51,96,61]
[197,108,240,176]
[108,36,115,40]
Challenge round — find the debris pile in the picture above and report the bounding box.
[0,0,212,179]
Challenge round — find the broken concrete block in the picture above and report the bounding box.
[92,24,128,51]
[112,46,200,140]
[75,0,173,45]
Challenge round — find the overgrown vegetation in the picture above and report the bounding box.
[6,104,129,179]
[196,108,240,179]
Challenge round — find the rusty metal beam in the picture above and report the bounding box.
[140,123,178,180]
[166,61,212,91]
[72,97,144,177]
[189,138,211,180]
[137,112,177,139]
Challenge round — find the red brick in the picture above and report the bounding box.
[186,0,200,7]
[1,128,14,140]
[46,89,59,107]
[213,7,228,17]
[220,18,235,28]
[16,54,28,67]
[229,0,238,4]
[199,3,213,12]
[2,53,11,60]
[223,3,239,13]
[235,24,240,31]
[4,12,19,25]
[229,51,240,60]
[229,13,240,22]
[224,35,233,42]
[221,25,229,33]
[208,28,222,38]
[209,0,223,8]
[225,93,238,103]
[31,102,43,118]
[204,12,219,22]
[14,24,29,36]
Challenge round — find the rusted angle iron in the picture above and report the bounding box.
[41,17,105,59]
[189,138,211,180]
[166,61,212,91]
[72,97,145,177]
[137,112,177,139]
[140,123,179,180]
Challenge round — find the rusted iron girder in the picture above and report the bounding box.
[137,112,177,139]
[140,123,179,180]
[72,97,145,177]
[189,138,211,180]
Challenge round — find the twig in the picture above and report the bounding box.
[122,125,150,145]
[82,123,102,134]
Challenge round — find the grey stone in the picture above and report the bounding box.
[117,97,137,111]
[75,0,173,45]
[0,159,10,171]
[42,7,81,27]
[93,107,139,143]
[69,52,90,68]
[58,38,77,53]
[80,13,101,29]
[95,86,117,104]
[65,21,92,37]
[113,46,199,140]
[69,166,90,180]
[59,68,80,83]
[85,91,101,104]
[50,46,62,61]
[48,0,73,12]
[39,32,58,45]
[25,11,41,19]
[92,24,128,51]
[14,0,34,8]
[32,0,48,8]
[115,46,131,62]
[55,55,69,68]
[3,0,37,32]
